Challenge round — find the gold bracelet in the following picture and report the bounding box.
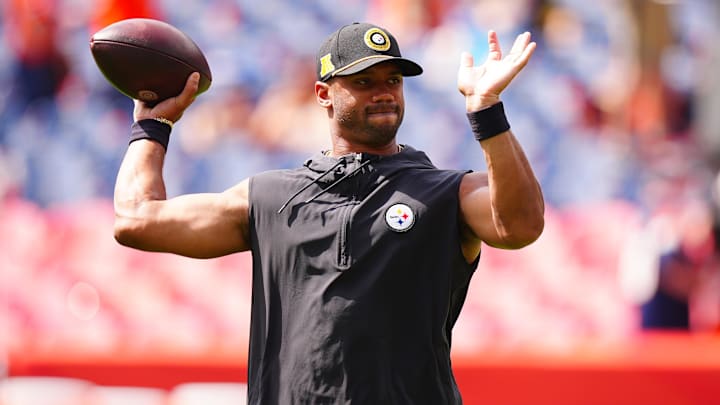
[152,117,174,129]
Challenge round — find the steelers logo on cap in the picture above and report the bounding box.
[385,203,415,232]
[364,28,391,52]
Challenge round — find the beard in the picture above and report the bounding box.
[334,102,404,147]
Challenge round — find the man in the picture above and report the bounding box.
[114,22,543,404]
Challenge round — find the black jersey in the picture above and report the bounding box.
[247,146,478,404]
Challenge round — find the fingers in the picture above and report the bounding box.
[133,73,200,123]
[508,32,535,70]
[508,32,530,57]
[176,72,200,108]
[487,30,501,61]
[163,72,199,122]
[517,40,536,68]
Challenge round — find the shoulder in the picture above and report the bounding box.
[247,166,314,212]
[251,168,299,182]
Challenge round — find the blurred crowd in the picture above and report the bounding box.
[2,0,720,358]
[2,0,719,208]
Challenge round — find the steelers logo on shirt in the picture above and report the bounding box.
[385,203,415,232]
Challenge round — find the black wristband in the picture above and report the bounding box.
[130,119,171,150]
[467,102,510,142]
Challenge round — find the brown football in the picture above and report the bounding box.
[90,18,212,104]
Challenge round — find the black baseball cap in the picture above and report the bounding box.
[316,22,423,82]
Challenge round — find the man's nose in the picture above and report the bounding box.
[372,91,394,103]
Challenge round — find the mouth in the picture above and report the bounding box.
[367,105,399,117]
[368,111,397,119]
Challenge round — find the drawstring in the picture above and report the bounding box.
[303,159,371,205]
[277,159,345,214]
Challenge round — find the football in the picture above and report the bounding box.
[90,18,212,104]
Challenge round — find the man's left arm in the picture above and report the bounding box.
[457,31,545,257]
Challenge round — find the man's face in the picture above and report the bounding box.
[326,61,405,147]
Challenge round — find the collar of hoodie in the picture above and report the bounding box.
[278,145,432,214]
[278,152,373,213]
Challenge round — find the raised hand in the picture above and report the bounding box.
[133,72,200,123]
[457,31,536,112]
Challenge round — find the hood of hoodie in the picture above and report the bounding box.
[276,145,437,213]
[303,145,435,184]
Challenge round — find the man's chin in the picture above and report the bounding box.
[365,124,400,144]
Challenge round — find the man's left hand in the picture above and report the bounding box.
[457,31,536,112]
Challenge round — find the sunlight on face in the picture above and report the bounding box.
[329,62,406,147]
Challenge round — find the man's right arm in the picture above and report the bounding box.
[113,73,251,259]
[114,141,251,258]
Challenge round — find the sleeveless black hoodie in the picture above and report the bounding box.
[247,146,478,404]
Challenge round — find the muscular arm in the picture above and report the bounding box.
[459,131,544,256]
[113,73,251,258]
[457,31,545,260]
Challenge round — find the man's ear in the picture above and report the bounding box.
[315,81,331,108]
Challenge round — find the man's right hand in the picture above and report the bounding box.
[133,72,200,123]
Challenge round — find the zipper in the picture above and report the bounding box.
[337,200,355,269]
[279,152,369,269]
[337,153,363,270]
